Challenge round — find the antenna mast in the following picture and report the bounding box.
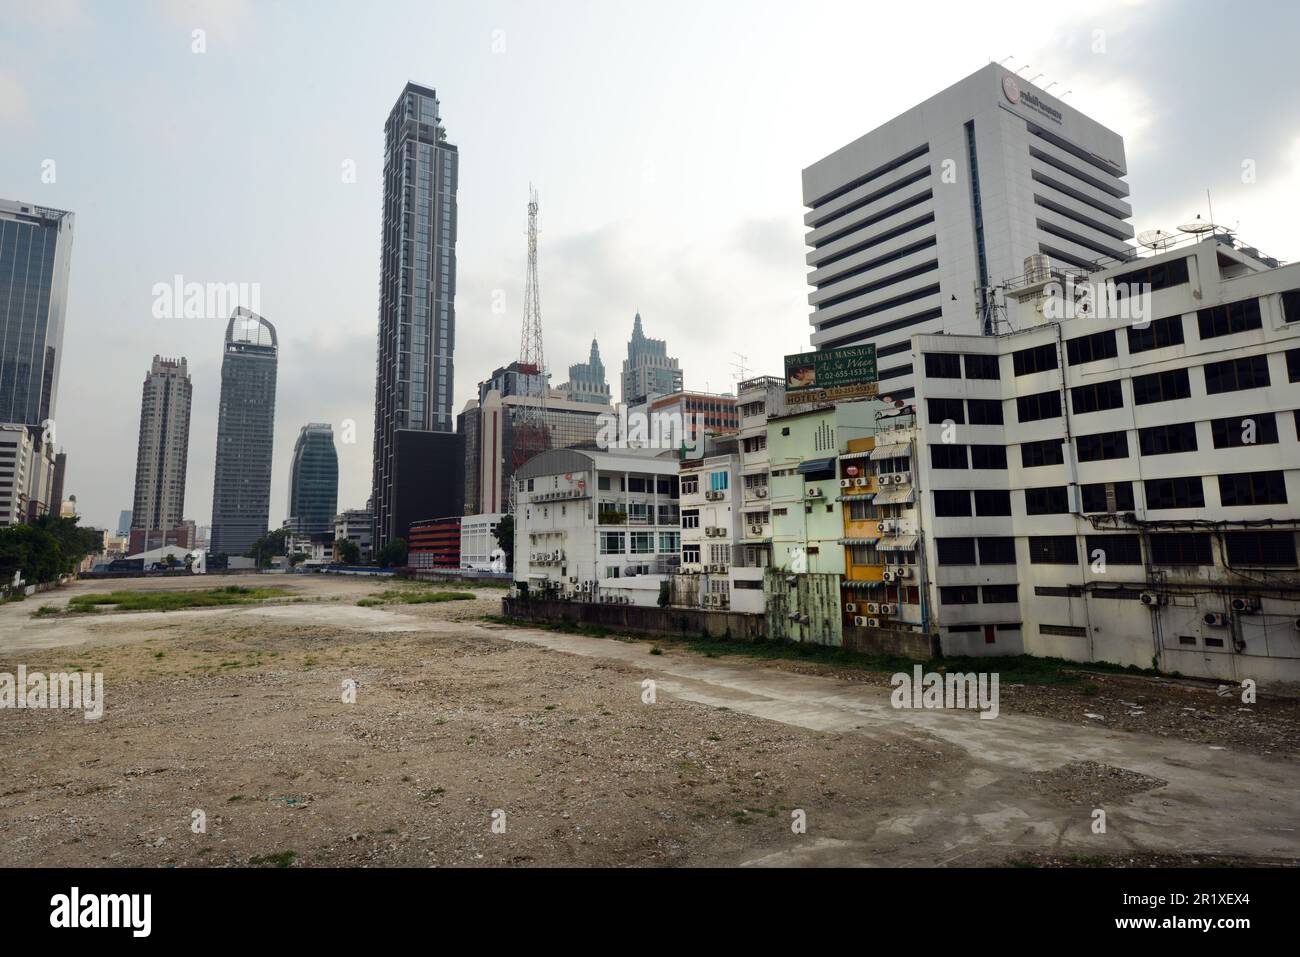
[509,186,548,510]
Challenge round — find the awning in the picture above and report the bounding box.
[797,456,837,475]
[869,443,909,460]
[878,535,919,552]
[873,488,915,506]
[838,450,873,461]
[838,537,879,546]
[836,493,875,503]
[842,579,885,590]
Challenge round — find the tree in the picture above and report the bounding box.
[374,537,407,568]
[494,515,514,572]
[247,527,290,569]
[337,538,361,565]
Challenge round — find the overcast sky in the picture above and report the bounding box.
[2,0,1297,532]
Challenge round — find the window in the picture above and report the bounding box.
[630,531,654,554]
[599,532,625,554]
[1127,315,1185,354]
[1076,431,1128,462]
[940,585,979,605]
[1148,533,1212,566]
[924,353,962,378]
[1283,289,1300,323]
[927,397,965,424]
[709,470,729,491]
[1132,368,1190,404]
[627,477,646,493]
[930,444,969,469]
[597,476,611,491]
[1071,380,1123,414]
[936,537,976,565]
[969,444,1008,469]
[1225,531,1297,567]
[1028,536,1077,564]
[963,353,1001,379]
[966,399,1004,425]
[680,476,698,495]
[1289,348,1300,383]
[1016,390,1061,423]
[1066,330,1118,365]
[1204,355,1270,394]
[1085,535,1142,565]
[1110,256,1189,293]
[974,489,1012,516]
[1080,481,1135,513]
[1138,422,1197,456]
[1197,298,1262,339]
[1218,470,1287,506]
[981,584,1018,604]
[1024,486,1070,515]
[1020,438,1065,467]
[1144,477,1205,509]
[977,537,1016,564]
[681,544,700,564]
[1013,342,1058,376]
[1210,413,1278,448]
[682,509,700,529]
[1040,623,1087,637]
[933,490,972,517]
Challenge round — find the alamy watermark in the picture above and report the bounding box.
[890,665,999,720]
[0,666,104,720]
[151,275,260,320]
[596,408,704,454]
[1042,277,1152,325]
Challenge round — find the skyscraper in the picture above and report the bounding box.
[372,82,461,549]
[557,338,611,405]
[287,423,338,536]
[210,309,278,557]
[0,199,75,427]
[621,313,682,405]
[129,356,193,553]
[800,63,1132,399]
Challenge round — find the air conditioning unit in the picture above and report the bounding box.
[882,571,895,583]
[896,471,911,484]
[755,488,768,498]
[1139,591,1165,606]
[892,566,912,580]
[1203,612,1229,627]
[703,595,715,607]
[854,477,868,487]
[844,602,857,613]
[879,603,895,615]
[878,520,896,533]
[718,597,729,609]
[865,602,880,614]
[807,487,823,498]
[853,616,868,626]
[750,524,763,535]
[867,617,881,628]
[880,473,896,486]
[569,576,578,584]
[840,479,852,488]
[1231,597,1260,613]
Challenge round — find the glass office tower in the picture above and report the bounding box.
[287,422,338,536]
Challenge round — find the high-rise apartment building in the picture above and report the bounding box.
[372,82,460,549]
[0,200,75,427]
[210,309,278,557]
[129,356,193,553]
[621,312,682,405]
[287,422,339,536]
[801,63,1133,399]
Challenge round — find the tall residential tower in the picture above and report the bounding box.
[210,309,278,557]
[129,356,193,553]
[621,312,682,405]
[372,82,461,549]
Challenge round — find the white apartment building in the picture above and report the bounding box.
[802,63,1133,400]
[334,507,373,562]
[513,447,681,604]
[679,449,747,611]
[0,424,55,525]
[731,376,787,609]
[460,512,503,570]
[909,232,1300,682]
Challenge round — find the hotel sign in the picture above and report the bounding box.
[784,344,877,405]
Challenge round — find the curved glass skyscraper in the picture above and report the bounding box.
[210,309,278,557]
[287,422,338,536]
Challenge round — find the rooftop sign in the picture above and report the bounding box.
[784,344,878,405]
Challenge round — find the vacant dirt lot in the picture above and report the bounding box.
[0,574,1296,868]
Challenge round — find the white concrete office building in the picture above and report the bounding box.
[908,232,1300,683]
[802,63,1133,399]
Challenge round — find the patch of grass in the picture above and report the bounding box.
[67,585,290,614]
[248,850,297,868]
[649,645,663,655]
[366,589,476,606]
[31,604,61,617]
[356,597,382,607]
[2,591,27,603]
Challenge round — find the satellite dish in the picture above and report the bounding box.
[894,399,906,409]
[1178,215,1218,236]
[879,395,893,405]
[1137,228,1177,251]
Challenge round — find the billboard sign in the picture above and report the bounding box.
[784,344,878,405]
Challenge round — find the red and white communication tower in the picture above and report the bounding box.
[509,187,548,509]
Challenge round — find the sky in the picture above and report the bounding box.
[1,0,1298,533]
